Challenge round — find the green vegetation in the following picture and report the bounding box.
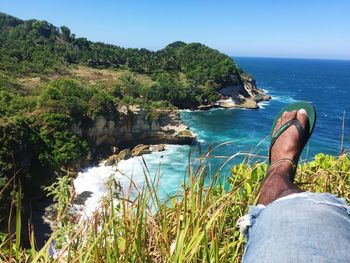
[0,10,246,108]
[0,11,347,263]
[0,77,123,223]
[0,11,254,228]
[1,153,349,262]
[0,12,243,92]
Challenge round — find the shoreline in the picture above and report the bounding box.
[31,86,271,245]
[73,144,189,219]
[70,94,272,221]
[180,93,271,113]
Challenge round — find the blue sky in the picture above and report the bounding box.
[1,0,350,59]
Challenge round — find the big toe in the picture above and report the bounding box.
[296,109,308,128]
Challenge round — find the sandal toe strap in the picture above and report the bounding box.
[269,119,306,164]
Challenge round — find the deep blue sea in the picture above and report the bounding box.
[76,58,350,204]
[182,57,350,157]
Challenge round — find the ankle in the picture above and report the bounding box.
[258,162,298,205]
[267,161,295,180]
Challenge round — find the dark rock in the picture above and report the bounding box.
[74,191,93,205]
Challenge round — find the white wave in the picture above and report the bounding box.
[74,165,119,218]
[271,95,297,104]
[258,100,270,109]
[73,144,190,218]
[179,109,203,112]
[208,107,226,112]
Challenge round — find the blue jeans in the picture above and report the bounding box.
[240,192,350,263]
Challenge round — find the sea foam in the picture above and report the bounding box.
[73,144,190,218]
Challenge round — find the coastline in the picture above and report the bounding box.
[28,76,272,241]
[70,94,272,222]
[199,80,271,110]
[72,144,190,219]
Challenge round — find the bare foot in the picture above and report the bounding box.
[258,109,309,205]
[270,109,309,165]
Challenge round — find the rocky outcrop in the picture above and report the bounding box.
[217,74,271,109]
[149,144,166,152]
[104,144,166,165]
[132,144,152,156]
[72,105,196,159]
[69,75,268,161]
[105,149,132,166]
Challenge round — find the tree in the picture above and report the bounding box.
[60,25,71,41]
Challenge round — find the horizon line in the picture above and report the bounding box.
[2,11,349,62]
[230,55,350,62]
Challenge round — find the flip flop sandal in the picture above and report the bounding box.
[269,101,317,170]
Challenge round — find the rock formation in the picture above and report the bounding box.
[217,74,271,109]
[72,105,196,161]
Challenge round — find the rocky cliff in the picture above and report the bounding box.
[72,105,196,159]
[216,75,271,109]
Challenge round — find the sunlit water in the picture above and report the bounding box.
[74,58,350,216]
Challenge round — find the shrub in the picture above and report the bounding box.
[1,153,349,262]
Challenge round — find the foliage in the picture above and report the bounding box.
[0,90,35,118]
[1,153,349,262]
[0,11,259,252]
[44,175,73,225]
[1,10,238,109]
[0,117,50,226]
[113,72,219,109]
[0,78,120,227]
[0,73,37,118]
[38,79,117,120]
[0,12,245,107]
[39,113,89,166]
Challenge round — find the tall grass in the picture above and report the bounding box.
[1,152,350,262]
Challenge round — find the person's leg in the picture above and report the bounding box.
[258,109,308,205]
[242,109,350,263]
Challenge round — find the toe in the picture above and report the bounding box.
[274,110,297,135]
[296,109,308,128]
[274,113,285,134]
[289,110,298,119]
[274,118,281,134]
[283,110,297,121]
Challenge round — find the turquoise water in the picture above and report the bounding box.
[182,57,350,158]
[143,58,350,196]
[76,58,350,203]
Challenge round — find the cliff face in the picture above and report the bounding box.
[72,105,196,157]
[217,75,271,109]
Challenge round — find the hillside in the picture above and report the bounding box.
[0,12,269,230]
[0,11,237,81]
[0,12,270,108]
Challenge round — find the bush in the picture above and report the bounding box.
[39,79,117,120]
[39,79,91,119]
[40,113,89,166]
[2,153,349,262]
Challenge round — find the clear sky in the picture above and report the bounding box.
[1,0,349,60]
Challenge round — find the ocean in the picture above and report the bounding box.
[74,57,350,216]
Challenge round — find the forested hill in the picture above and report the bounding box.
[0,12,242,88]
[0,12,256,229]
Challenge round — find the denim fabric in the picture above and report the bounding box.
[242,192,350,263]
